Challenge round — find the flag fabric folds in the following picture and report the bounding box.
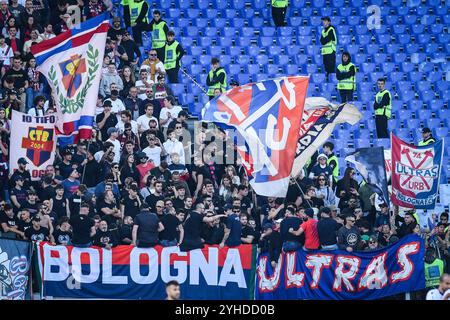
[291,97,362,176]
[200,76,309,197]
[345,147,390,205]
[391,134,444,210]
[31,14,109,146]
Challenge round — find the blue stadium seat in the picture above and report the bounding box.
[245,64,260,75]
[222,27,236,37]
[362,62,376,73]
[298,36,312,46]
[357,34,371,46]
[401,62,415,73]
[381,62,395,74]
[274,55,290,65]
[262,27,276,37]
[354,25,367,35]
[231,18,245,28]
[411,24,425,35]
[292,0,306,8]
[189,46,203,56]
[237,74,251,86]
[224,9,237,19]
[186,9,200,19]
[236,55,251,65]
[405,118,421,130]
[366,44,379,55]
[259,36,273,47]
[268,45,283,56]
[228,64,241,75]
[377,34,391,45]
[347,15,360,26]
[437,81,450,93]
[289,17,302,27]
[286,64,300,75]
[420,90,436,102]
[215,0,228,10]
[300,7,312,17]
[251,17,264,28]
[417,109,432,120]
[339,7,352,17]
[199,54,212,65]
[428,71,443,82]
[168,9,182,19]
[409,71,423,82]
[278,36,293,47]
[306,64,318,74]
[226,46,242,56]
[385,44,400,55]
[346,44,360,56]
[219,55,232,66]
[213,18,227,28]
[241,27,254,37]
[219,36,233,47]
[185,26,199,37]
[373,53,387,64]
[374,139,390,149]
[195,18,208,29]
[199,36,212,47]
[426,118,441,129]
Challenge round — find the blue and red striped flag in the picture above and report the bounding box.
[31,14,109,146]
[201,76,309,197]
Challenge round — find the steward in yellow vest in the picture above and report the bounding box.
[323,141,339,187]
[418,127,436,146]
[374,78,392,139]
[164,30,185,84]
[271,0,288,27]
[320,16,337,81]
[206,58,227,100]
[121,0,149,45]
[424,249,444,288]
[148,9,169,62]
[336,52,356,103]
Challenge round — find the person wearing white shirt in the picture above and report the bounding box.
[426,274,450,300]
[135,68,154,100]
[0,34,13,70]
[42,23,56,41]
[115,110,139,135]
[137,103,159,133]
[159,96,182,129]
[106,127,121,163]
[163,129,185,165]
[142,136,163,167]
[104,89,126,120]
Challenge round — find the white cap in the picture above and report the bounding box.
[318,153,328,160]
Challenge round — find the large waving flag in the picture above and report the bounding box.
[31,14,109,146]
[391,134,444,209]
[291,97,362,176]
[201,76,309,197]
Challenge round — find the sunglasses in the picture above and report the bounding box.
[348,220,355,223]
[156,205,163,208]
[318,178,325,181]
[369,241,376,244]
[149,54,157,56]
[113,166,119,169]
[233,210,240,213]
[175,126,182,129]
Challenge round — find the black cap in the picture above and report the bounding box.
[224,203,232,211]
[422,127,431,133]
[18,157,28,165]
[13,175,24,182]
[321,16,331,22]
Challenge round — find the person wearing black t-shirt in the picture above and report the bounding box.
[70,203,96,247]
[96,101,118,141]
[120,185,142,219]
[0,204,22,239]
[10,175,27,213]
[39,176,56,201]
[220,205,242,248]
[280,208,303,252]
[145,181,164,211]
[50,185,70,219]
[93,220,118,249]
[17,209,32,234]
[120,216,134,244]
[56,149,75,180]
[240,214,256,244]
[132,204,164,248]
[53,219,72,246]
[21,191,40,216]
[24,216,53,243]
[180,203,226,252]
[317,207,340,250]
[97,190,121,227]
[159,209,183,247]
[202,211,225,245]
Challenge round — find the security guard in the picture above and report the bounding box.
[424,248,444,288]
[206,58,227,100]
[373,78,392,139]
[323,141,339,187]
[271,0,288,27]
[148,10,169,62]
[164,30,185,84]
[320,16,337,82]
[336,52,356,103]
[418,127,436,146]
[121,0,149,45]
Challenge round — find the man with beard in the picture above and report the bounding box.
[9,157,31,189]
[93,220,118,249]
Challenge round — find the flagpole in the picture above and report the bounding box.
[180,68,208,95]
[291,175,313,209]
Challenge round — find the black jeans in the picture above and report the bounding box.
[272,6,287,27]
[375,114,389,138]
[323,53,336,76]
[339,89,354,103]
[166,67,180,83]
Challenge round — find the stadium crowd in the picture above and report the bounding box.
[0,0,448,300]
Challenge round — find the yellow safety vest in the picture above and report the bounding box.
[151,20,167,49]
[337,63,356,90]
[418,137,436,146]
[128,0,148,27]
[374,89,392,119]
[164,41,180,70]
[321,26,336,55]
[272,0,288,8]
[425,259,444,288]
[207,68,227,96]
[327,154,339,181]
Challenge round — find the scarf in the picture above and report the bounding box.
[144,58,161,82]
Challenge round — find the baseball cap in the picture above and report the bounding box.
[18,157,28,165]
[317,153,328,160]
[369,235,378,242]
[107,127,118,135]
[305,208,315,218]
[422,127,431,133]
[13,175,24,182]
[223,203,232,211]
